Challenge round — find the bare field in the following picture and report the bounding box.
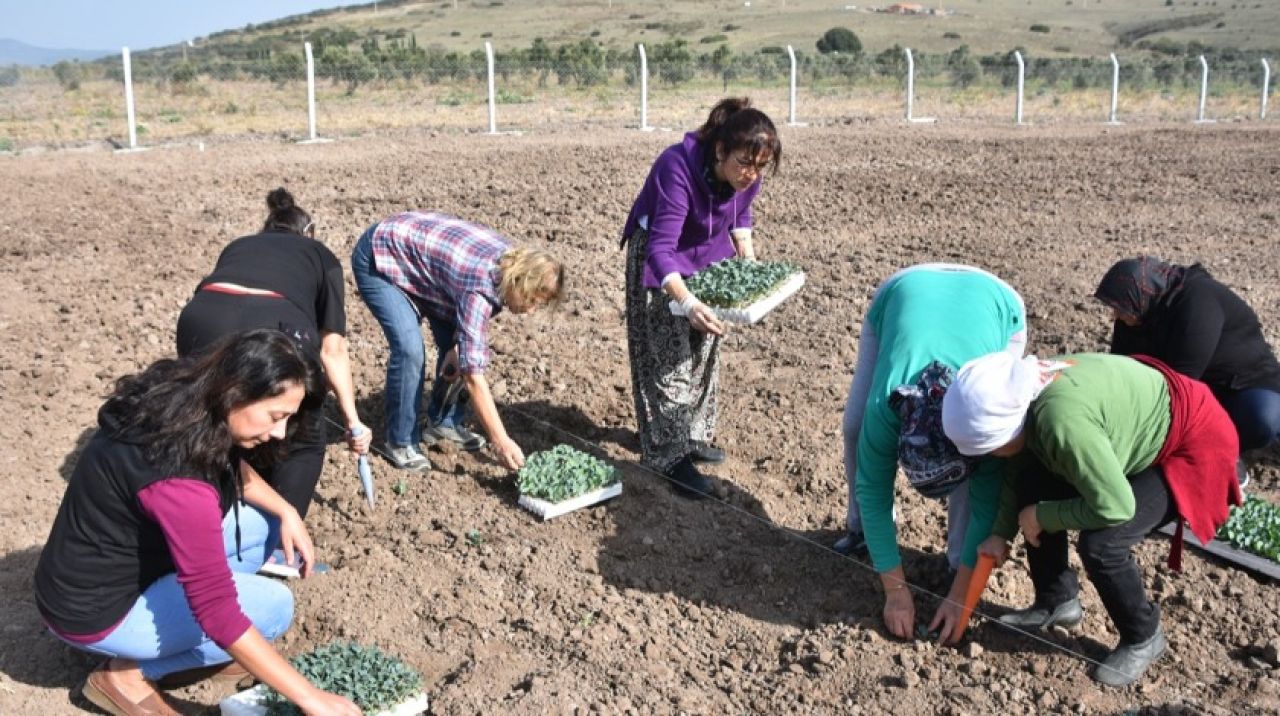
[1,124,1278,714]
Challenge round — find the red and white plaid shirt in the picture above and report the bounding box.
[371,212,507,373]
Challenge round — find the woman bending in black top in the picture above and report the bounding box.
[1095,255,1280,453]
[177,189,370,517]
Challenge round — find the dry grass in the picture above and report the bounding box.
[222,0,1280,57]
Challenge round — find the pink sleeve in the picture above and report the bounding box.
[137,479,252,649]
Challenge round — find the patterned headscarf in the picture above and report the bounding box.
[890,361,978,500]
[1094,256,1187,321]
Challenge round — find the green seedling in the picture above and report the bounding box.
[392,478,408,496]
[465,528,484,547]
[516,444,620,504]
[915,624,941,641]
[1217,495,1280,562]
[260,641,421,715]
[577,611,597,630]
[685,257,800,309]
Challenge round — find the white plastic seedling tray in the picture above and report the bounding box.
[220,685,428,716]
[669,272,805,325]
[518,482,623,520]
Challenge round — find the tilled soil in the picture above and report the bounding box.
[1,123,1278,715]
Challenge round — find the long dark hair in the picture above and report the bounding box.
[695,97,783,175]
[101,329,325,481]
[262,187,313,236]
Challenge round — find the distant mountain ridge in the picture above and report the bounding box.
[0,38,113,66]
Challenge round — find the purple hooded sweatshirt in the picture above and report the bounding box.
[623,132,762,289]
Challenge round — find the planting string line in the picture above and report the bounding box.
[497,402,1116,674]
[319,409,1110,673]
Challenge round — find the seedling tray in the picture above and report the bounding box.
[519,482,623,520]
[1157,523,1280,581]
[220,685,427,716]
[669,271,806,325]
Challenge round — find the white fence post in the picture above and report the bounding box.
[1195,54,1215,123]
[120,47,141,152]
[786,45,806,127]
[903,48,935,123]
[1013,50,1025,125]
[297,42,331,144]
[1261,58,1271,120]
[637,43,652,131]
[485,42,498,134]
[1107,53,1121,125]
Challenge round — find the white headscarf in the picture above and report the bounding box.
[941,352,1056,456]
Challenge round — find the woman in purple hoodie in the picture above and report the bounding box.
[621,97,781,497]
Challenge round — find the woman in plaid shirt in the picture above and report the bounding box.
[352,212,564,472]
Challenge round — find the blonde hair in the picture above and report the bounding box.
[497,246,565,308]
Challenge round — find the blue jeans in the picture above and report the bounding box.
[351,229,465,447]
[58,504,293,680]
[1217,387,1280,452]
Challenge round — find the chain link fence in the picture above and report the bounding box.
[0,41,1273,151]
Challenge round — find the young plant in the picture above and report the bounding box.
[1216,496,1280,562]
[261,641,421,715]
[517,444,620,504]
[685,257,800,309]
[465,528,484,547]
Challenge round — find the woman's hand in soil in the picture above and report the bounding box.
[299,688,362,716]
[882,586,915,640]
[929,598,966,645]
[493,435,526,471]
[978,536,1010,566]
[687,302,726,336]
[279,509,317,578]
[1017,505,1043,548]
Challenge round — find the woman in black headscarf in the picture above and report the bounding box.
[1095,256,1280,453]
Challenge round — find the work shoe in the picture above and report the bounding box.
[691,440,726,464]
[1093,626,1167,687]
[383,444,431,472]
[833,530,869,558]
[156,661,253,690]
[424,422,487,452]
[82,663,180,716]
[665,456,713,499]
[997,597,1084,631]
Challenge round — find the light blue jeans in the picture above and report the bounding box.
[351,228,465,448]
[58,504,294,680]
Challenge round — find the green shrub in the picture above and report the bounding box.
[1217,496,1280,562]
[700,34,728,44]
[817,27,862,55]
[261,642,421,715]
[686,258,800,309]
[0,137,13,153]
[517,445,619,503]
[52,60,82,91]
[0,65,19,87]
[943,32,961,40]
[1030,24,1051,33]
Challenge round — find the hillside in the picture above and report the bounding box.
[176,0,1278,59]
[0,38,112,66]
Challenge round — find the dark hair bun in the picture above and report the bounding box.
[266,188,295,212]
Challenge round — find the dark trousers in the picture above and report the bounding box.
[1018,459,1176,645]
[1217,387,1280,452]
[177,290,326,518]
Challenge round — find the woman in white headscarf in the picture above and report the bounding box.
[942,351,1241,687]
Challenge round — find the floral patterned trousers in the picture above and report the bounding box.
[624,227,721,472]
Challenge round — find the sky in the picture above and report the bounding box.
[3,1,366,51]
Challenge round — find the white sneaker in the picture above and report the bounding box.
[384,444,431,471]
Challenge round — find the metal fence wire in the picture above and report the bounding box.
[0,41,1272,150]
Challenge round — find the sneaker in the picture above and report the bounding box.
[383,444,431,472]
[1093,626,1167,687]
[665,455,713,499]
[833,530,869,557]
[997,597,1084,631]
[424,422,487,452]
[691,440,726,464]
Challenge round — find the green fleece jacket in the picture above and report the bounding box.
[993,353,1171,538]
